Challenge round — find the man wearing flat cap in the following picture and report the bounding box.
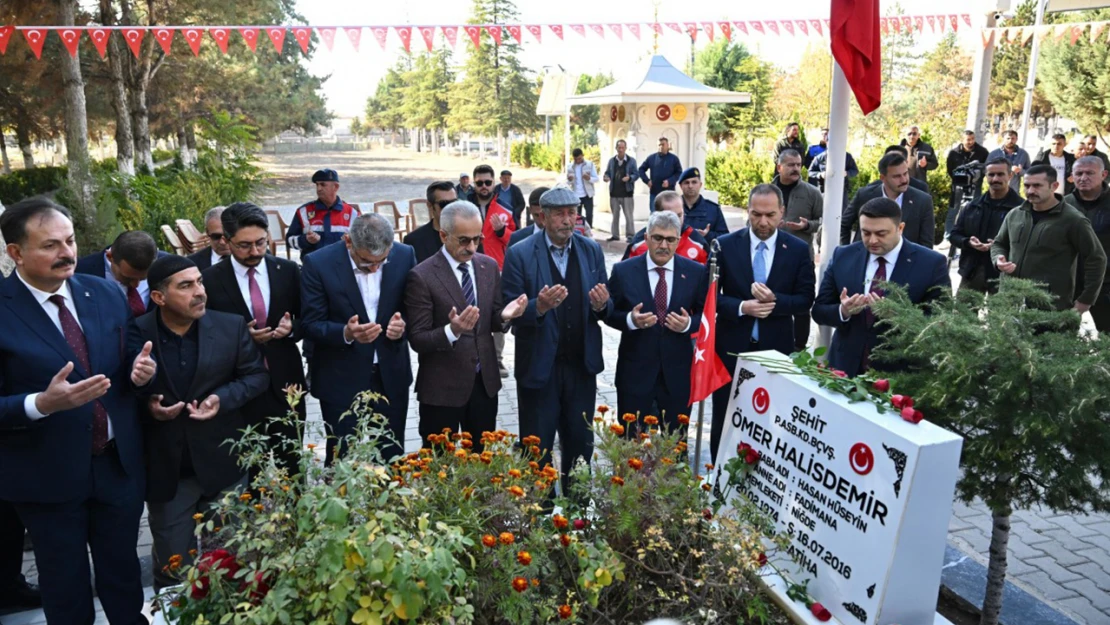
[286,168,362,258]
[133,255,268,590]
[502,186,613,496]
[678,167,729,243]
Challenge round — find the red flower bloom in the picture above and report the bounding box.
[481,534,497,548]
[810,602,832,621]
[702,508,713,520]
[517,551,532,566]
[559,533,571,547]
[190,549,239,599]
[758,552,768,566]
[511,576,529,592]
[597,405,610,414]
[744,449,760,465]
[832,369,847,378]
[552,514,569,530]
[573,518,587,531]
[891,394,913,410]
[737,442,751,455]
[903,408,925,424]
[558,604,573,619]
[873,379,890,392]
[239,571,272,605]
[627,457,644,471]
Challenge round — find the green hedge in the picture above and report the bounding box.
[510,141,601,174]
[0,167,68,205]
[704,149,774,208]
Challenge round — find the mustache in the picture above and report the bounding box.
[191,296,206,306]
[52,258,76,269]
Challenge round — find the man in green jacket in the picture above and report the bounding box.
[991,164,1106,312]
[1063,156,1110,329]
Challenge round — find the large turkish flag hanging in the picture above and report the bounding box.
[830,0,882,114]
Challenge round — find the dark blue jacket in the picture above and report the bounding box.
[502,231,613,389]
[683,195,729,241]
[301,241,415,411]
[812,240,950,377]
[0,274,146,503]
[715,229,815,366]
[75,248,171,279]
[605,254,706,405]
[638,152,683,194]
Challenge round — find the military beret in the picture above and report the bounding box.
[311,168,339,183]
[148,255,197,291]
[539,186,580,209]
[679,167,701,183]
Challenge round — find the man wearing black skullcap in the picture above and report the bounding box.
[134,255,268,590]
[285,168,362,257]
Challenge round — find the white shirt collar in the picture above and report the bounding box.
[751,229,779,252]
[646,255,675,273]
[232,255,267,279]
[212,250,225,266]
[441,245,471,271]
[871,237,904,266]
[16,270,72,306]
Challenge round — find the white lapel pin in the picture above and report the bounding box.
[85,291,90,297]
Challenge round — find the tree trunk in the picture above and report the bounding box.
[56,0,94,212]
[15,122,34,169]
[980,505,1012,625]
[185,124,198,167]
[176,126,193,169]
[0,132,10,174]
[100,0,135,177]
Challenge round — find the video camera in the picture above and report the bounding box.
[952,161,985,193]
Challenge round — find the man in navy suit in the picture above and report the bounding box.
[814,198,951,377]
[842,150,935,248]
[187,206,230,271]
[0,198,155,625]
[302,213,415,464]
[711,185,815,461]
[502,187,614,494]
[606,210,706,435]
[75,229,169,318]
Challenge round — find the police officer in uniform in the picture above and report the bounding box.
[678,168,729,242]
[286,169,362,258]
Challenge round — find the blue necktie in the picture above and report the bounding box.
[459,262,479,372]
[752,241,767,342]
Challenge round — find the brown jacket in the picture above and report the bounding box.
[404,250,505,407]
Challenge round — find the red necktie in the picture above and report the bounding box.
[247,267,268,327]
[654,267,668,322]
[48,294,109,454]
[126,285,145,317]
[861,257,887,372]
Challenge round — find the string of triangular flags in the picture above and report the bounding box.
[0,15,970,60]
[981,20,1110,48]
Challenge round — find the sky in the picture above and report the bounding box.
[293,0,985,119]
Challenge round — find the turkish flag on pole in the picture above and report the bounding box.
[831,0,882,115]
[688,277,732,406]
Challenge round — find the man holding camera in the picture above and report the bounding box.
[946,131,990,242]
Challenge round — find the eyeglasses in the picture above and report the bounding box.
[232,238,268,252]
[435,199,454,209]
[452,234,484,247]
[474,180,494,187]
[907,132,920,136]
[207,232,225,241]
[650,235,679,244]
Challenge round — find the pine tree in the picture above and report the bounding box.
[872,279,1110,625]
[693,39,774,145]
[1039,8,1110,137]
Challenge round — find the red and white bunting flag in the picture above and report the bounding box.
[1091,22,1108,44]
[240,27,260,52]
[702,22,715,41]
[627,23,641,39]
[734,21,748,36]
[1069,24,1083,45]
[0,25,13,55]
[182,27,203,56]
[891,17,901,33]
[292,27,311,53]
[880,17,889,35]
[811,19,824,36]
[937,14,946,32]
[152,28,172,55]
[22,28,46,59]
[650,23,663,36]
[371,27,388,50]
[914,16,924,32]
[549,24,563,40]
[487,25,502,45]
[685,22,697,40]
[209,27,230,54]
[343,27,361,52]
[465,25,482,48]
[797,20,808,36]
[442,25,458,47]
[981,28,993,49]
[88,27,110,58]
[266,27,286,54]
[1009,27,1023,43]
[1021,27,1034,46]
[418,26,435,51]
[589,23,605,38]
[782,20,795,36]
[1035,25,1052,43]
[570,24,586,37]
[525,24,542,42]
[719,22,731,39]
[765,21,779,35]
[949,15,959,31]
[824,18,830,31]
[902,16,912,32]
[608,23,622,40]
[396,26,412,53]
[751,21,764,34]
[58,28,83,57]
[963,14,971,27]
[316,27,334,51]
[666,22,683,34]
[926,15,936,32]
[1054,24,1070,41]
[508,24,522,44]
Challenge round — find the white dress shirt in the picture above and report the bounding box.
[232,256,270,319]
[572,162,587,197]
[102,251,150,306]
[210,249,225,267]
[348,254,384,363]
[739,229,779,317]
[839,237,904,322]
[627,256,691,332]
[882,187,905,208]
[441,246,477,344]
[17,272,115,439]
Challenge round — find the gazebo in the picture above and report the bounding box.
[567,54,750,213]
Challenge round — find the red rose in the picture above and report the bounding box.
[810,602,832,621]
[239,571,271,604]
[903,408,925,424]
[573,518,587,531]
[702,508,713,520]
[744,449,760,465]
[901,406,917,421]
[758,552,768,566]
[891,394,906,409]
[873,379,890,392]
[190,550,240,600]
[737,442,751,455]
[832,369,847,378]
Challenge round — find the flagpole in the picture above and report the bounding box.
[815,61,851,352]
[693,238,721,476]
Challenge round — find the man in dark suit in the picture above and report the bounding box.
[135,255,268,590]
[711,184,815,461]
[75,229,168,317]
[405,201,527,449]
[509,187,548,247]
[0,198,153,625]
[842,150,936,248]
[502,187,613,494]
[202,203,305,473]
[302,213,415,464]
[607,210,706,435]
[403,181,457,264]
[622,191,708,262]
[188,206,230,270]
[815,198,951,378]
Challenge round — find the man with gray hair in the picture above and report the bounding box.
[405,201,528,450]
[302,213,416,464]
[606,209,707,436]
[1065,155,1110,330]
[773,148,823,352]
[188,206,230,270]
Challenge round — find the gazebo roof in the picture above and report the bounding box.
[566,55,751,105]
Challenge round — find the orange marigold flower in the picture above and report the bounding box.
[445,442,456,452]
[521,435,541,446]
[461,431,473,440]
[508,485,525,497]
[611,476,625,486]
[239,493,252,502]
[531,578,540,587]
[661,457,675,465]
[253,504,264,512]
[508,469,523,479]
[701,483,711,491]
[499,532,515,545]
[628,458,644,471]
[188,549,197,557]
[516,551,532,566]
[482,534,497,548]
[452,432,463,441]
[438,471,448,480]
[480,452,493,465]
[559,533,572,547]
[593,416,604,423]
[598,405,610,414]
[511,576,529,592]
[643,415,659,426]
[528,461,540,470]
[491,476,503,485]
[530,445,542,457]
[542,466,559,480]
[442,427,453,435]
[413,472,423,479]
[553,514,569,529]
[168,554,183,569]
[677,414,690,425]
[559,604,573,619]
[705,463,715,471]
[460,439,474,449]
[192,513,204,522]
[306,443,317,450]
[622,412,637,423]
[257,487,267,494]
[419,448,433,456]
[454,450,468,460]
[609,424,625,436]
[535,480,546,489]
